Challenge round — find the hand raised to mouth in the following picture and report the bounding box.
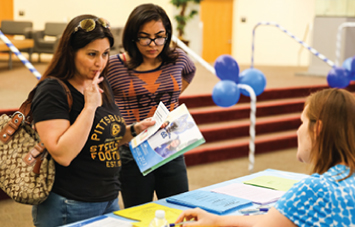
[84,71,104,109]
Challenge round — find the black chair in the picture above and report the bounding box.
[0,20,33,69]
[29,22,67,62]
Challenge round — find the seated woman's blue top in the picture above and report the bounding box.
[275,164,355,227]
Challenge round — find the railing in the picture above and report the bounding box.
[0,30,41,79]
[251,21,335,68]
[172,35,257,172]
[335,22,355,66]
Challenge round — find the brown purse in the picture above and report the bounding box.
[0,77,72,205]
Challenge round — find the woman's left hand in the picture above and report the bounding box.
[136,118,156,134]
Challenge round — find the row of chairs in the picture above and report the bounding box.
[0,20,67,63]
[0,20,124,68]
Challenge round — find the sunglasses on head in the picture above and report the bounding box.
[74,18,110,33]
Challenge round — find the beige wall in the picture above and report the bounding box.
[13,0,203,57]
[13,0,173,29]
[13,0,317,66]
[232,0,316,66]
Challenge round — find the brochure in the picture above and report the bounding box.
[166,190,253,215]
[130,102,170,149]
[129,102,205,176]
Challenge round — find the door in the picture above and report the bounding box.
[200,0,233,63]
[0,0,14,22]
[0,0,14,58]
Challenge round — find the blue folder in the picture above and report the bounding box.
[166,190,253,215]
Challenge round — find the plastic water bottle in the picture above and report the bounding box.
[148,210,169,227]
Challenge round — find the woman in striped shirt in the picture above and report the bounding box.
[107,3,196,208]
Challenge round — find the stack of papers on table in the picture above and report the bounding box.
[68,216,133,227]
[243,175,299,191]
[166,190,253,214]
[212,175,300,205]
[211,183,285,205]
[81,216,133,227]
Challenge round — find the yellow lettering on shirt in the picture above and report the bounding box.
[91,133,100,141]
[89,114,125,167]
[90,139,122,168]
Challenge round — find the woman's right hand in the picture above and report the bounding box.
[83,71,104,109]
[175,208,220,227]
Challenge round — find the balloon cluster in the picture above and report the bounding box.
[327,56,355,88]
[212,55,267,107]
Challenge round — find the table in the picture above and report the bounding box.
[0,39,34,69]
[63,169,308,226]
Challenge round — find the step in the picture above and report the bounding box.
[180,82,355,108]
[0,108,18,116]
[199,113,300,143]
[189,97,305,124]
[185,130,297,166]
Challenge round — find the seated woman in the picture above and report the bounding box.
[176,88,355,227]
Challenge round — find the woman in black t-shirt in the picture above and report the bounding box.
[31,14,155,227]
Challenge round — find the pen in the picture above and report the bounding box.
[169,220,197,226]
[238,207,270,214]
[243,211,265,216]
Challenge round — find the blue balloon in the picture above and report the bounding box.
[239,68,267,96]
[351,56,355,78]
[327,67,350,88]
[342,57,352,70]
[342,56,355,80]
[214,55,240,83]
[212,80,240,107]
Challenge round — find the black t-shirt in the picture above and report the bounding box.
[32,78,126,202]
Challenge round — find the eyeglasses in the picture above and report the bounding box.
[136,36,168,46]
[74,18,110,33]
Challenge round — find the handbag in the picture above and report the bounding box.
[0,77,72,205]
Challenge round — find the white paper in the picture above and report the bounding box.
[83,217,133,227]
[211,183,285,205]
[130,102,170,148]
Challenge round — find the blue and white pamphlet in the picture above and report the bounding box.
[166,190,253,215]
[129,102,205,176]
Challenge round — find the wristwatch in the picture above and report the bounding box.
[130,122,137,137]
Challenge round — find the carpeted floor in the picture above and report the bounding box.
[0,55,326,227]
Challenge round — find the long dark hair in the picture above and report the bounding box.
[40,14,114,102]
[122,3,178,69]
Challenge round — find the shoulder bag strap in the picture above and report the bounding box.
[19,76,73,123]
[1,77,73,153]
[22,77,73,174]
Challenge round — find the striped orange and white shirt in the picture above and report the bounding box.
[107,48,196,125]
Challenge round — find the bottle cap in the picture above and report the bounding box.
[155,210,165,219]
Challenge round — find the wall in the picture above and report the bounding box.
[232,0,316,66]
[172,2,203,58]
[13,0,173,28]
[12,0,202,57]
[13,0,317,67]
